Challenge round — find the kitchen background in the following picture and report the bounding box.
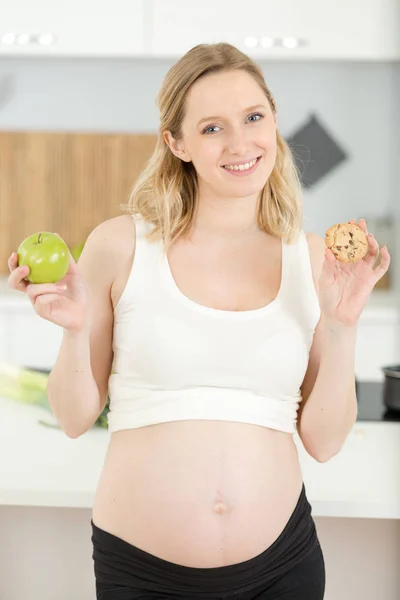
[1,2,400,600]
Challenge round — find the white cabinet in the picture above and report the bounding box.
[0,0,146,57]
[5,311,63,370]
[0,312,6,361]
[295,420,400,518]
[355,307,400,380]
[1,0,399,60]
[0,296,62,370]
[149,0,400,60]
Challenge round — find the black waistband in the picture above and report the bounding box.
[91,483,317,597]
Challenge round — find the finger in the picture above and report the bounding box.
[338,262,352,275]
[7,264,30,291]
[7,251,18,272]
[34,294,64,319]
[357,219,368,235]
[363,232,380,267]
[26,282,67,301]
[372,246,391,283]
[324,247,337,265]
[320,248,338,285]
[34,293,64,308]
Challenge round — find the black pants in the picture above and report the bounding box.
[92,485,325,600]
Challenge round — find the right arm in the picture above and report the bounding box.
[47,220,118,438]
[47,324,110,439]
[8,216,134,438]
[47,217,135,438]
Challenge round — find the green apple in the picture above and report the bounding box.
[17,232,69,284]
[71,241,85,262]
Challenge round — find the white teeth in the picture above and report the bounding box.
[224,158,257,171]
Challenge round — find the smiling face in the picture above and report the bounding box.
[164,69,277,205]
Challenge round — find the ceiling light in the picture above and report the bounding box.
[37,33,55,45]
[16,33,31,45]
[282,37,299,49]
[260,37,275,49]
[244,36,258,48]
[1,33,16,45]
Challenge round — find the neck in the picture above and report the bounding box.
[191,192,260,240]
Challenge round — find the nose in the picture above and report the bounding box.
[225,126,249,156]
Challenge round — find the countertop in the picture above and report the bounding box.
[1,394,400,519]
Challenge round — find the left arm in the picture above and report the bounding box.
[297,219,391,462]
[298,311,358,463]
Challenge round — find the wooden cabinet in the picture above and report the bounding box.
[0,131,157,277]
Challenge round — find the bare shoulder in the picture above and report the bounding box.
[305,232,326,288]
[89,214,136,304]
[84,214,135,267]
[88,214,135,253]
[78,214,136,300]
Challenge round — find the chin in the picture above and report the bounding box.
[229,177,270,199]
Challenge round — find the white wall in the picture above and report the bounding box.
[1,506,400,600]
[0,57,399,238]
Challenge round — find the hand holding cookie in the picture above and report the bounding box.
[319,219,391,327]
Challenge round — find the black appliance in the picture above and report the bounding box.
[356,379,400,422]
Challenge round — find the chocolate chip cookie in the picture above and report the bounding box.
[325,222,368,263]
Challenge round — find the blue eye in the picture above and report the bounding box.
[203,125,221,135]
[247,112,265,122]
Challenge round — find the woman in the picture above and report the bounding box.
[8,43,390,600]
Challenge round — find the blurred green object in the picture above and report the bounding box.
[70,241,85,262]
[0,361,109,430]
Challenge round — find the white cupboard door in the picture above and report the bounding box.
[355,320,400,381]
[5,309,63,370]
[0,0,145,57]
[149,0,400,60]
[0,313,6,361]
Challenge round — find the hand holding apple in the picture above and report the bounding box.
[8,233,90,333]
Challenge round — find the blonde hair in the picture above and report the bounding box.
[122,43,303,248]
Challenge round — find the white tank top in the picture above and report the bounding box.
[107,214,321,434]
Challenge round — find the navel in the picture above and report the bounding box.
[212,489,230,515]
[213,500,228,515]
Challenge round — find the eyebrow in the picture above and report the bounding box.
[197,104,267,128]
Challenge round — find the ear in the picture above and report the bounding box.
[270,98,278,128]
[163,130,191,163]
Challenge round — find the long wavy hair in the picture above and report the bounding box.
[122,43,303,249]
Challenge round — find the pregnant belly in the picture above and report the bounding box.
[92,421,304,568]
